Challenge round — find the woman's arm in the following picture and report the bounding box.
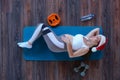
[66,43,89,58]
[86,28,100,38]
[61,35,89,58]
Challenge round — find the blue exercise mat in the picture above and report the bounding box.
[23,26,103,61]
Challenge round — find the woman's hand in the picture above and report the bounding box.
[86,28,100,38]
[61,35,71,44]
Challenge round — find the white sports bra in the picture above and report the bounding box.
[72,34,88,50]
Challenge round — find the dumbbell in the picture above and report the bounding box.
[80,64,89,77]
[74,62,86,72]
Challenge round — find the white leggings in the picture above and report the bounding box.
[28,24,67,52]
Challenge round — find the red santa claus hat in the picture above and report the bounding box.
[91,35,107,52]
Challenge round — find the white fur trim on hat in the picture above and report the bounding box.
[97,35,106,48]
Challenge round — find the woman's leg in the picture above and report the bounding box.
[17,23,45,48]
[42,27,67,52]
[17,23,67,52]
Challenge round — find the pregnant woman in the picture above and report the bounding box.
[17,23,107,58]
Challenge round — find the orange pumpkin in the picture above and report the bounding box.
[47,13,61,27]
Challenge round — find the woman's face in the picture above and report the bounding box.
[89,35,101,45]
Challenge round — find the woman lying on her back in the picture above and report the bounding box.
[17,23,107,58]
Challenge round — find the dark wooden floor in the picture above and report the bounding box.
[0,0,120,80]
